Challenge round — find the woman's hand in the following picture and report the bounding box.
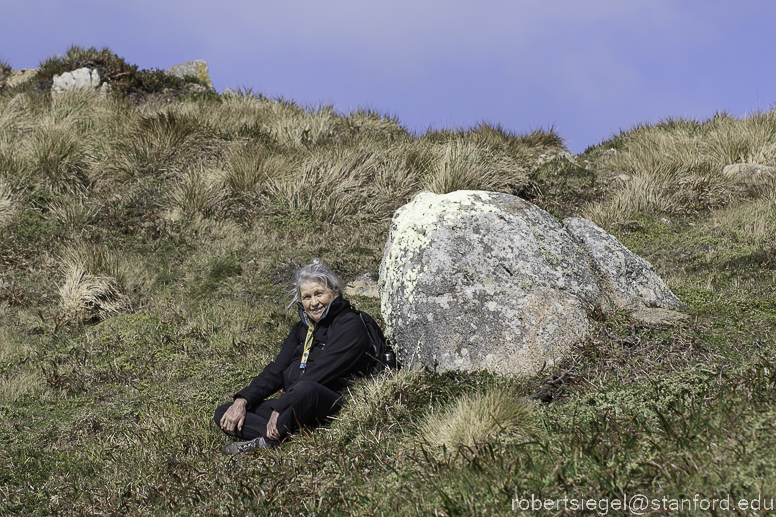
[220,398,247,436]
[266,410,280,441]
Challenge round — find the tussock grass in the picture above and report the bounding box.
[59,263,133,324]
[59,243,151,298]
[711,196,776,243]
[165,167,224,219]
[422,140,528,194]
[267,144,417,222]
[107,110,211,180]
[420,385,541,453]
[45,190,101,233]
[586,111,776,227]
[331,369,423,447]
[0,369,54,404]
[0,178,14,225]
[28,124,92,192]
[220,142,296,193]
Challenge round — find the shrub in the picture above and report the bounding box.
[34,45,206,99]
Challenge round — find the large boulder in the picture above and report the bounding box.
[379,191,685,376]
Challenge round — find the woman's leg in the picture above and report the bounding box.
[213,400,275,440]
[273,380,343,438]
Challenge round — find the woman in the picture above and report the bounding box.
[214,259,373,455]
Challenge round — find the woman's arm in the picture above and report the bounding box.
[234,322,303,407]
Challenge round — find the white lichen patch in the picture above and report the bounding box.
[380,191,506,319]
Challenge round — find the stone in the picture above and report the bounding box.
[344,271,380,298]
[722,163,775,188]
[222,87,237,97]
[379,191,601,376]
[379,190,685,376]
[52,67,101,95]
[98,82,111,99]
[563,217,685,312]
[167,60,214,91]
[537,151,577,166]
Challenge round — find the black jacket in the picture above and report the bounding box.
[235,296,371,414]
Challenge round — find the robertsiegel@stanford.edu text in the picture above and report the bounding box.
[512,493,775,514]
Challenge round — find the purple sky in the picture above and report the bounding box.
[3,1,776,153]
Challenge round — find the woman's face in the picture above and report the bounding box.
[300,282,336,323]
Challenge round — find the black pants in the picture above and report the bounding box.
[213,380,343,442]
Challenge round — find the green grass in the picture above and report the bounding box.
[1,47,776,516]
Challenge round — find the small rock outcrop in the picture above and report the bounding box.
[344,271,380,298]
[723,163,775,189]
[167,60,214,91]
[379,190,686,376]
[52,67,101,95]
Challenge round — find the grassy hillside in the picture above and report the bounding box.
[1,48,775,515]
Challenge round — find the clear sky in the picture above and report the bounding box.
[3,1,776,153]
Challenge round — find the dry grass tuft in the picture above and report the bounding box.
[59,263,133,324]
[331,369,424,446]
[46,191,102,233]
[107,110,211,181]
[29,124,91,192]
[711,195,776,244]
[266,103,340,148]
[165,167,224,219]
[59,243,151,298]
[420,386,541,453]
[221,143,297,193]
[422,140,529,195]
[267,145,416,222]
[0,370,54,404]
[0,178,15,225]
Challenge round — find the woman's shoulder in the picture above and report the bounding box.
[330,304,368,331]
[331,304,360,324]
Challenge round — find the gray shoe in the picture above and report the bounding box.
[221,437,274,456]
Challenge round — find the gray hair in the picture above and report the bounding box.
[287,258,344,308]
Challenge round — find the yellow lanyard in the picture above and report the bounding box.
[299,323,315,369]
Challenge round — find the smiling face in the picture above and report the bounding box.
[300,282,336,323]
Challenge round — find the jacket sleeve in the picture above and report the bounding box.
[274,312,369,413]
[234,323,302,408]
